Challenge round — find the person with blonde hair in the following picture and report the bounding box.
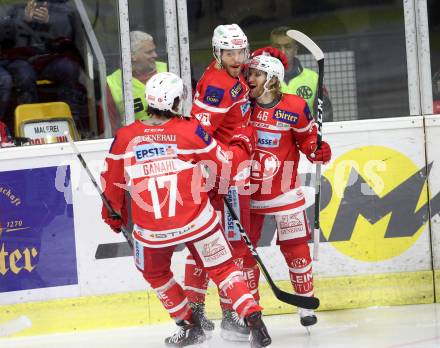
[246,53,331,329]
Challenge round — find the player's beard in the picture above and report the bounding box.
[225,64,242,78]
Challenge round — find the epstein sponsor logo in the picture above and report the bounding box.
[230,81,243,100]
[204,85,224,106]
[196,125,212,145]
[273,109,299,125]
[134,144,177,162]
[256,130,281,148]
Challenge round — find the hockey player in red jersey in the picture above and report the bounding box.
[101,72,271,348]
[184,24,255,340]
[246,54,331,329]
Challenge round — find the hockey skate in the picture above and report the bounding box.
[299,308,318,334]
[165,316,206,347]
[245,311,272,348]
[189,302,215,338]
[220,309,250,342]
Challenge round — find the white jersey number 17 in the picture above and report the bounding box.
[147,174,177,219]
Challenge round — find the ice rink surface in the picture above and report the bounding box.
[2,303,440,348]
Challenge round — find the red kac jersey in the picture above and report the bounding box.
[250,94,316,215]
[101,119,249,248]
[192,61,251,144]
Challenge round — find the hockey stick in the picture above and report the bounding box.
[64,132,133,249]
[287,30,324,261]
[223,197,320,309]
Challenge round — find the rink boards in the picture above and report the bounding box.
[1,115,440,336]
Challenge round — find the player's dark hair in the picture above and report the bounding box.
[147,97,181,119]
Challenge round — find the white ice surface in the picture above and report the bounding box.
[1,303,440,348]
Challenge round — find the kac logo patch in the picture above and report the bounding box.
[251,149,280,181]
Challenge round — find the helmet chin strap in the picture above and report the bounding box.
[263,79,271,94]
[213,48,223,67]
[259,76,275,100]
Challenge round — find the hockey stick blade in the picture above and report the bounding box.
[286,30,324,61]
[273,286,320,309]
[95,242,132,259]
[257,252,320,309]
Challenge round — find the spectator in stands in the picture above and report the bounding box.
[105,31,167,135]
[0,0,86,133]
[270,26,333,122]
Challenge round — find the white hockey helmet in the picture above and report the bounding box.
[212,24,249,63]
[146,72,186,115]
[249,54,285,91]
